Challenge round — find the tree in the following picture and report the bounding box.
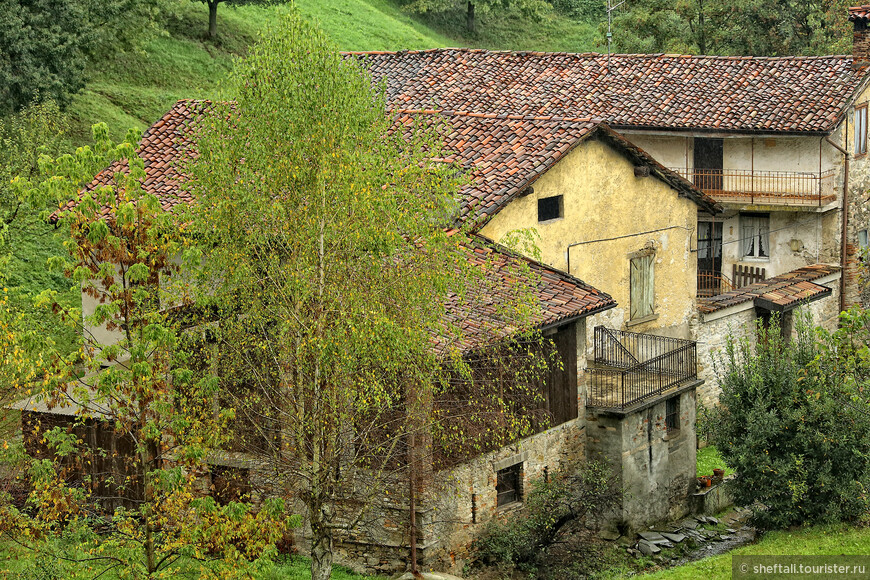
[197,0,289,39]
[605,0,852,56]
[0,0,91,115]
[0,0,178,114]
[401,0,551,34]
[0,124,288,577]
[183,12,548,579]
[711,311,870,528]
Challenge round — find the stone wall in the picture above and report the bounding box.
[586,387,697,530]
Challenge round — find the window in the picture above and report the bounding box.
[741,213,769,259]
[537,195,562,222]
[210,465,251,506]
[629,253,655,321]
[856,104,868,156]
[859,229,869,249]
[496,462,523,507]
[665,397,680,433]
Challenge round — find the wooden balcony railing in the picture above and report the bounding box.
[587,327,698,411]
[697,271,733,298]
[670,168,837,206]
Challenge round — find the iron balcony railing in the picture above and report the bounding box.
[587,326,698,410]
[669,167,837,206]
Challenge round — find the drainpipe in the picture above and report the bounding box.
[825,134,849,313]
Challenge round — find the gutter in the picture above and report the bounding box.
[825,134,849,313]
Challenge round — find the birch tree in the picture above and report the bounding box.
[183,12,550,579]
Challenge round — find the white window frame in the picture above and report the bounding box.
[741,214,770,260]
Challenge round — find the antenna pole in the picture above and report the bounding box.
[605,0,627,72]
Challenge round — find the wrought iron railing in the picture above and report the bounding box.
[587,327,697,410]
[670,167,837,206]
[697,271,733,298]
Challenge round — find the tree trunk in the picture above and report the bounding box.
[310,514,334,580]
[466,1,476,34]
[208,0,219,39]
[697,0,706,54]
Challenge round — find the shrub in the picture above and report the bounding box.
[475,458,620,568]
[712,310,870,529]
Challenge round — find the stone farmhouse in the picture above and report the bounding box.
[354,5,870,406]
[18,6,870,575]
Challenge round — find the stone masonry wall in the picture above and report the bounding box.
[586,388,697,529]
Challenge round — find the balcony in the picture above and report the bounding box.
[586,327,698,411]
[669,168,837,207]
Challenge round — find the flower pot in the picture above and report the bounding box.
[713,468,724,478]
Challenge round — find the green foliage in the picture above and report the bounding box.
[197,0,290,38]
[1,123,289,577]
[0,0,90,114]
[605,0,852,56]
[475,459,620,568]
[712,310,870,529]
[401,0,553,33]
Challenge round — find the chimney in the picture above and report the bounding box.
[850,6,870,68]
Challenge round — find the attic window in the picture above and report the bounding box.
[538,195,563,222]
[496,462,523,507]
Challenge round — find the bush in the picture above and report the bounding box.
[475,458,620,568]
[712,310,870,529]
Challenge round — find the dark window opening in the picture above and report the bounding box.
[496,462,523,507]
[537,196,562,222]
[210,465,251,506]
[665,397,680,432]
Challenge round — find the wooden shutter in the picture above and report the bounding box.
[630,255,654,320]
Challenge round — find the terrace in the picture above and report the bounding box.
[670,168,837,208]
[586,327,699,411]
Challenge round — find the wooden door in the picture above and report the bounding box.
[694,138,724,192]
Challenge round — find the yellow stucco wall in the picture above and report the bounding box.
[480,137,699,336]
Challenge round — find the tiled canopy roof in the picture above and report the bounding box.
[697,264,839,314]
[394,110,720,225]
[446,234,615,352]
[353,49,870,134]
[849,5,870,20]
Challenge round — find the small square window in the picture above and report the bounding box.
[537,196,562,222]
[666,397,680,433]
[496,462,523,507]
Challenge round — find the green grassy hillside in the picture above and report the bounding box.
[68,0,598,140]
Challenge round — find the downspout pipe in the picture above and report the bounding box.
[825,135,849,313]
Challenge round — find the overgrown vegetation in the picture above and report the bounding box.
[474,459,621,574]
[712,310,870,529]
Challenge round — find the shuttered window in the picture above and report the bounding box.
[629,254,654,321]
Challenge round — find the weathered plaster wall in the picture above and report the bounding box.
[692,272,840,408]
[586,387,697,528]
[480,137,700,337]
[716,209,833,281]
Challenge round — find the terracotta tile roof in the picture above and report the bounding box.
[850,6,870,20]
[394,110,720,226]
[54,100,205,221]
[697,264,839,314]
[353,49,870,134]
[445,234,616,352]
[62,101,719,228]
